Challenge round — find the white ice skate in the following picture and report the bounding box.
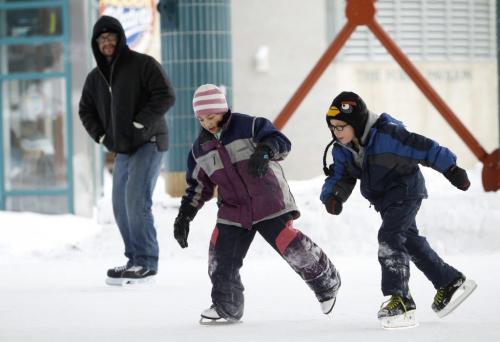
[199,305,241,325]
[435,278,477,318]
[320,297,337,315]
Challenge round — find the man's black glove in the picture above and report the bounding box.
[173,205,198,248]
[444,165,470,191]
[248,145,271,178]
[325,196,343,215]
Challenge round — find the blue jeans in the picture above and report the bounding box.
[378,199,460,297]
[112,143,164,271]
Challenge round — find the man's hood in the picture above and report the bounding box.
[91,15,128,69]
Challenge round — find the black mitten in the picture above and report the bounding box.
[173,215,190,248]
[173,205,198,248]
[325,196,343,215]
[444,165,470,191]
[248,145,271,178]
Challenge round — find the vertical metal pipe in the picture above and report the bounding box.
[497,0,500,149]
[63,0,74,213]
[0,79,4,210]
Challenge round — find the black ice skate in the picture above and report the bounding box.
[377,295,418,329]
[105,265,128,286]
[105,265,156,286]
[432,274,477,318]
[199,305,241,325]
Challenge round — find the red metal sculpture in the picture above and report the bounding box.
[274,0,500,191]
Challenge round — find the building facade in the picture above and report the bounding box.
[231,0,498,179]
[1,0,497,215]
[0,0,103,215]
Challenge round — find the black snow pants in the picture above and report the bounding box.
[208,213,340,320]
[378,199,461,297]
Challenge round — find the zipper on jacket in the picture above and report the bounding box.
[108,62,115,121]
[97,59,117,134]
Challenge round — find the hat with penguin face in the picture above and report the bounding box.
[326,91,369,139]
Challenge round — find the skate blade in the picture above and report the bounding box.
[105,276,156,287]
[437,279,477,318]
[199,317,242,326]
[380,310,418,330]
[321,297,337,315]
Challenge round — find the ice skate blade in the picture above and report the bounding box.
[379,310,418,330]
[437,279,477,318]
[199,317,242,326]
[105,276,156,287]
[321,297,337,315]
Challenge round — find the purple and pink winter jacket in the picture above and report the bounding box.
[180,112,299,229]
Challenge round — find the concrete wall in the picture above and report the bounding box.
[231,0,499,179]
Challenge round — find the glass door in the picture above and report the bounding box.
[0,0,73,213]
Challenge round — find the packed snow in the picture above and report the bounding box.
[1,165,499,342]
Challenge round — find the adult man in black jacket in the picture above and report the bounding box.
[79,16,175,285]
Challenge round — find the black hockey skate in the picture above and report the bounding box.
[432,273,477,318]
[105,265,156,286]
[105,265,128,286]
[377,294,417,329]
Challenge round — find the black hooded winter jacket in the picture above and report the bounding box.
[79,16,175,153]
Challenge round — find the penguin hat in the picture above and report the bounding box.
[326,91,369,140]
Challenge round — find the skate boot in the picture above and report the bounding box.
[120,266,156,285]
[105,265,128,286]
[377,294,418,329]
[199,305,241,325]
[432,273,477,318]
[106,265,156,286]
[320,271,341,315]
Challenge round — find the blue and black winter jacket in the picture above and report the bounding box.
[320,113,457,212]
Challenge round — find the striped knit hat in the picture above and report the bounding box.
[192,84,228,118]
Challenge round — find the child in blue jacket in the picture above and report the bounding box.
[320,91,476,329]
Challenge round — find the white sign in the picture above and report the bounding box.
[99,0,160,58]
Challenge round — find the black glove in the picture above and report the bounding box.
[444,165,470,191]
[248,145,271,178]
[174,215,190,248]
[173,205,198,248]
[325,196,343,215]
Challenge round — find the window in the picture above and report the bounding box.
[326,0,495,61]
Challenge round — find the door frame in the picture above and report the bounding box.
[0,0,73,213]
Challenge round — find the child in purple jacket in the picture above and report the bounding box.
[173,84,341,324]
